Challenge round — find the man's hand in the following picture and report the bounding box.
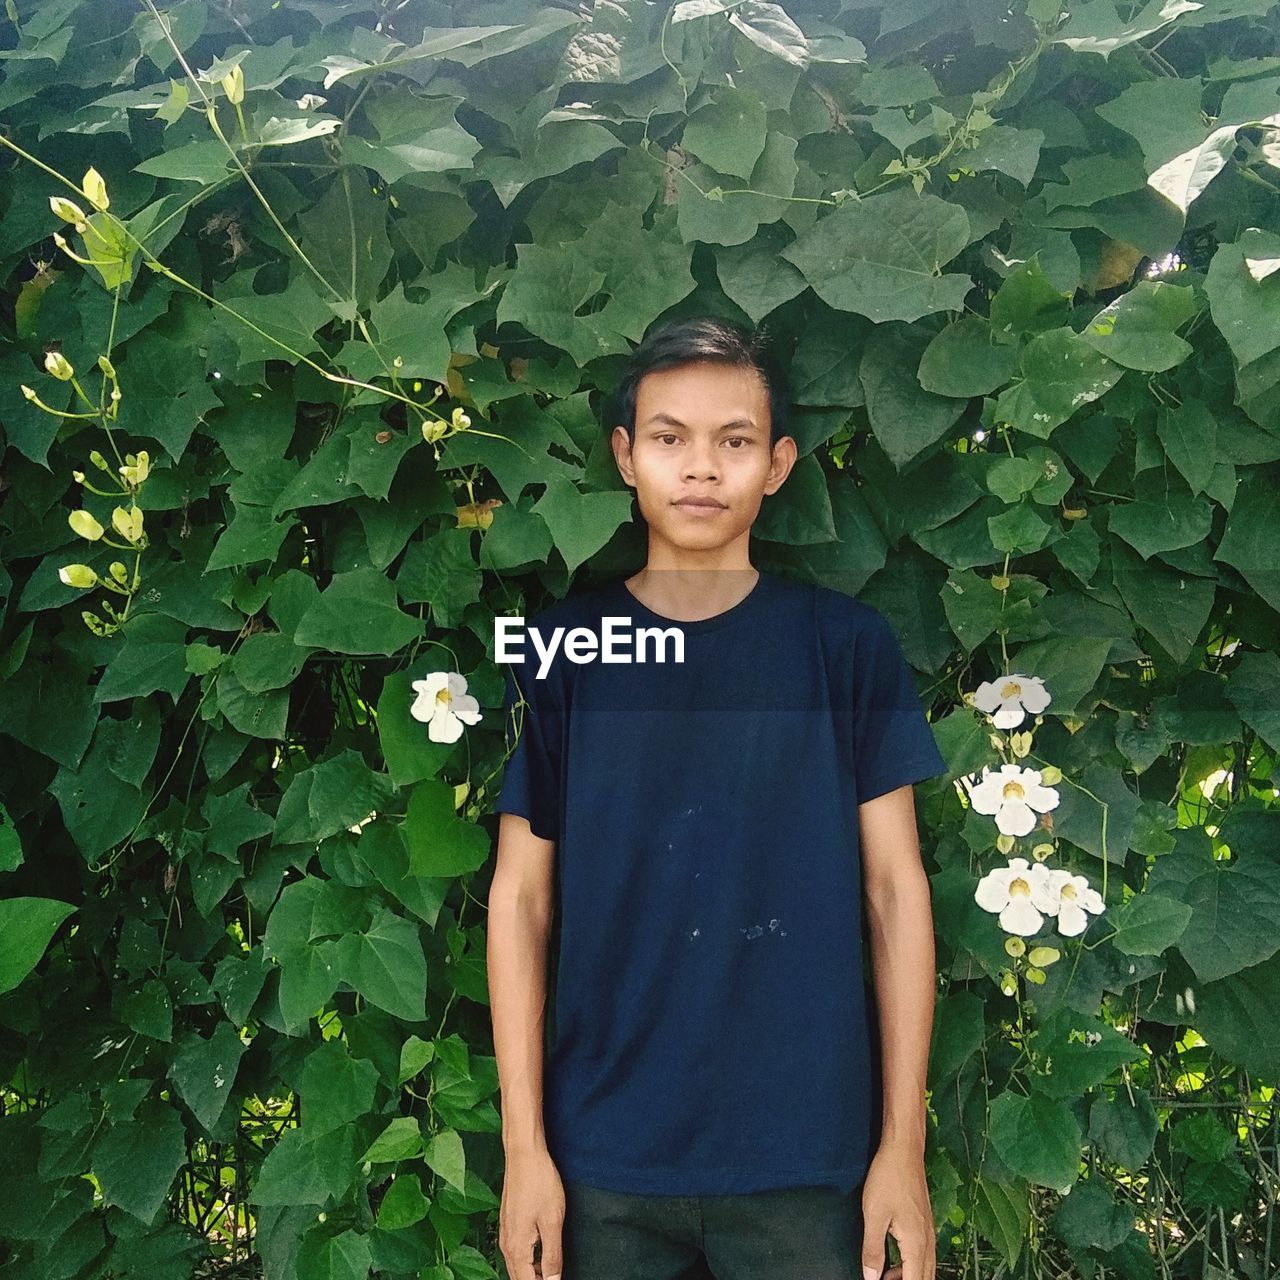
[499,1146,565,1280]
[860,1141,936,1280]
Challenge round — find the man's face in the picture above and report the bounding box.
[611,360,796,552]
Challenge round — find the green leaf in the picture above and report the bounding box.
[1107,474,1212,558]
[135,139,231,183]
[988,1090,1082,1190]
[989,259,1071,337]
[296,1229,373,1280]
[340,88,481,185]
[0,897,75,994]
[918,318,1018,397]
[213,267,335,369]
[1225,651,1280,755]
[296,1041,380,1138]
[336,907,428,1022]
[676,131,799,248]
[751,453,838,543]
[1107,893,1192,956]
[93,1099,187,1224]
[402,779,491,878]
[971,1175,1030,1269]
[1031,1009,1146,1100]
[995,328,1126,437]
[273,750,397,845]
[781,188,972,323]
[859,323,966,466]
[1052,1178,1134,1252]
[170,1020,246,1133]
[251,1125,359,1206]
[377,1173,429,1229]
[1088,1089,1158,1172]
[298,173,393,312]
[423,1125,467,1193]
[1175,854,1280,982]
[530,475,634,574]
[362,1115,422,1163]
[394,527,484,629]
[116,978,173,1042]
[723,2,807,67]
[681,87,767,179]
[1214,465,1280,614]
[294,568,423,656]
[1206,228,1280,369]
[1080,281,1197,371]
[1197,954,1280,1081]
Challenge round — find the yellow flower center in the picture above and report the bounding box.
[1009,876,1030,898]
[1000,680,1023,699]
[1060,883,1077,901]
[1002,781,1026,801]
[436,686,452,705]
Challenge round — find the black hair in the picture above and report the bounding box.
[609,315,789,450]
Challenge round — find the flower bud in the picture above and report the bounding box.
[1028,946,1060,968]
[20,385,36,401]
[89,450,111,472]
[112,506,143,542]
[72,470,86,483]
[59,563,98,588]
[69,509,105,540]
[1024,966,1046,985]
[1004,936,1026,958]
[44,351,75,380]
[995,832,1016,855]
[97,354,117,379]
[81,610,107,635]
[82,166,109,211]
[451,406,471,430]
[118,451,151,488]
[1038,764,1062,786]
[109,562,130,585]
[221,63,245,105]
[49,195,88,229]
[422,420,448,444]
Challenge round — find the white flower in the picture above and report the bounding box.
[973,673,1051,729]
[974,857,1058,936]
[968,763,1060,837]
[1041,868,1105,936]
[409,671,482,744]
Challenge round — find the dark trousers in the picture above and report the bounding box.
[560,1178,865,1280]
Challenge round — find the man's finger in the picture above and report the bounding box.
[861,1209,889,1280]
[539,1213,564,1280]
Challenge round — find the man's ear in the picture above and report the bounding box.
[611,424,636,486]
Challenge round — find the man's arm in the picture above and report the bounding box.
[488,812,565,1280]
[858,783,938,1280]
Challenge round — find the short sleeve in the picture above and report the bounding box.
[494,662,563,842]
[852,608,948,803]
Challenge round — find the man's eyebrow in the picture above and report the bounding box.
[642,412,760,431]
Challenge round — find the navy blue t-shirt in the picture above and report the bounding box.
[493,569,947,1196]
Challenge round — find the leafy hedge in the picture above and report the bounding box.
[1,0,1279,1277]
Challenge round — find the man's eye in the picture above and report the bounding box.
[659,434,679,444]
[726,437,748,448]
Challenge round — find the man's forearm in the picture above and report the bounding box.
[865,861,937,1153]
[488,881,554,1154]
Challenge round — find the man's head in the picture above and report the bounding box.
[608,316,797,553]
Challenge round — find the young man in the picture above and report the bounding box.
[486,316,947,1280]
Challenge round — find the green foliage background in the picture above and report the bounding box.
[1,0,1280,1276]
